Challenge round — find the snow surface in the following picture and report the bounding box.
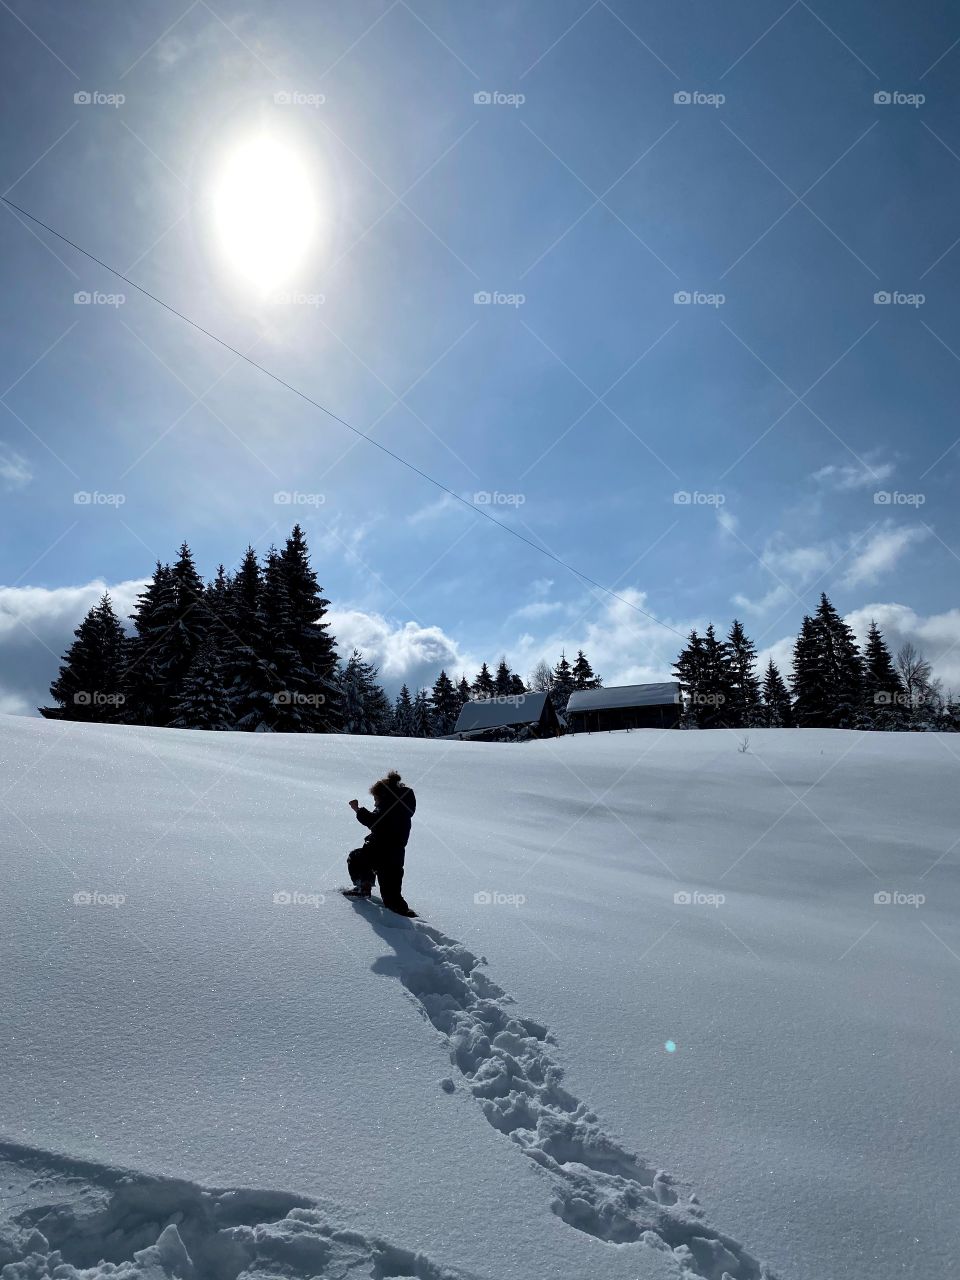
[1,715,958,1279]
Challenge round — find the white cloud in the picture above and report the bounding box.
[328,608,472,694]
[0,579,147,715]
[841,525,927,587]
[813,460,895,491]
[0,446,32,490]
[508,587,690,689]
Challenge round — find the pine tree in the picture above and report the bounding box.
[125,563,180,725]
[340,650,392,735]
[791,615,826,727]
[279,524,342,731]
[172,636,232,730]
[170,540,208,667]
[261,546,318,731]
[431,669,460,735]
[42,594,128,722]
[862,621,906,729]
[699,624,733,728]
[456,675,471,718]
[223,547,273,731]
[816,594,864,728]
[509,672,527,696]
[494,658,513,698]
[761,659,794,727]
[472,662,495,698]
[412,688,434,738]
[673,630,706,727]
[726,620,761,728]
[203,564,232,654]
[548,652,576,723]
[572,649,601,690]
[393,684,415,736]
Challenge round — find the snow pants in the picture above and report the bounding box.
[347,845,411,914]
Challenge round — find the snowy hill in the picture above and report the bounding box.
[1,716,957,1280]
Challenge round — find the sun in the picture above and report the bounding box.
[210,132,319,295]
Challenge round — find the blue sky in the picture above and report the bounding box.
[2,0,959,710]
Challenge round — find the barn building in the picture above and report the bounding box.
[566,682,682,732]
[452,692,561,741]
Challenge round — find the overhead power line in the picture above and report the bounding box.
[1,194,686,641]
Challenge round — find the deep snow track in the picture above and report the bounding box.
[0,1140,477,1280]
[352,903,776,1280]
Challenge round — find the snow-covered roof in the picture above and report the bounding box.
[566,682,681,714]
[454,691,550,733]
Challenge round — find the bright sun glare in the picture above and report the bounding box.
[211,133,318,295]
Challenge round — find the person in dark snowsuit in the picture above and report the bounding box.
[344,770,417,916]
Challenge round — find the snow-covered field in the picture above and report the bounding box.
[1,716,957,1280]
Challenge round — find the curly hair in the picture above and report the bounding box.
[370,769,403,805]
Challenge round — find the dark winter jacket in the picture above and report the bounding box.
[355,782,417,854]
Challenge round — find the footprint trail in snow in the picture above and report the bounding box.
[359,905,778,1280]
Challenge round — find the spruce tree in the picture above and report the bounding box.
[572,649,601,689]
[816,594,864,728]
[393,684,415,736]
[726,620,761,728]
[699,624,733,728]
[509,672,527,696]
[674,630,706,727]
[42,594,128,722]
[862,621,906,729]
[455,675,471,722]
[261,546,317,731]
[791,615,826,727]
[431,669,460,735]
[279,524,342,731]
[494,658,513,698]
[551,652,576,720]
[472,662,495,698]
[125,563,180,725]
[340,650,393,735]
[172,636,232,730]
[412,688,434,738]
[224,547,273,731]
[761,659,794,727]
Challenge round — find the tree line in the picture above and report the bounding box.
[40,527,604,737]
[673,593,959,731]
